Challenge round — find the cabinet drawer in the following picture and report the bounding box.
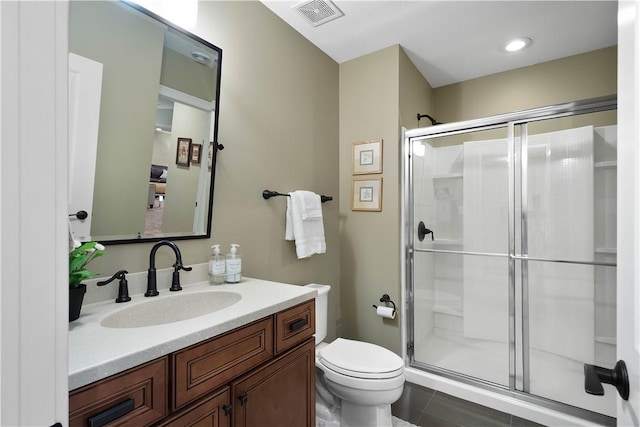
[275,299,315,354]
[173,317,273,410]
[69,357,168,427]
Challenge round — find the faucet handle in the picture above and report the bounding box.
[97,270,131,303]
[176,262,192,272]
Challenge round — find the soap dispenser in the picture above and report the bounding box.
[208,244,225,285]
[225,244,242,283]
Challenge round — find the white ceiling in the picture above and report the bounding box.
[260,1,618,88]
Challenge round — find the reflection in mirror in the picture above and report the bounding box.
[68,0,222,244]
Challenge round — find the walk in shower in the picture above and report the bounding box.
[403,96,617,424]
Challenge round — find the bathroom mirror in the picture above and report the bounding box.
[68,0,222,245]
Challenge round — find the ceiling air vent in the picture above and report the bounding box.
[294,0,344,27]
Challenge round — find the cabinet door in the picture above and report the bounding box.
[156,387,231,427]
[232,339,315,427]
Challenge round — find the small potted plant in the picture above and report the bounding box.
[69,241,105,322]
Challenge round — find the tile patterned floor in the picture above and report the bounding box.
[391,383,546,427]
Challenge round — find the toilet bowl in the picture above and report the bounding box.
[306,284,405,427]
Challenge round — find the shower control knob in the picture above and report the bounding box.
[583,360,629,400]
[417,221,434,242]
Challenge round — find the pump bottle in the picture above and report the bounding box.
[208,245,225,285]
[225,244,242,283]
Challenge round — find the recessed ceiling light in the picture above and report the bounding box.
[504,37,532,52]
[191,51,210,64]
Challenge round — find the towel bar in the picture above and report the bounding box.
[262,189,332,203]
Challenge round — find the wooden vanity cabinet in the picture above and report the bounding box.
[69,299,315,427]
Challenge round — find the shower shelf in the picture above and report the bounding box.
[595,247,617,254]
[432,305,462,317]
[595,335,616,345]
[594,161,617,168]
[432,239,462,245]
[432,173,463,179]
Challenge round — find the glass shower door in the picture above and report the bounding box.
[410,126,512,387]
[520,119,617,418]
[406,99,617,421]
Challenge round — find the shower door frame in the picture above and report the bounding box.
[402,95,617,423]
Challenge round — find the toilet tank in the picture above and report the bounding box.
[305,283,330,345]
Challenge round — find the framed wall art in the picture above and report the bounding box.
[176,137,192,167]
[352,177,382,211]
[190,143,202,165]
[352,139,382,175]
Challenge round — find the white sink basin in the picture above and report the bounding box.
[101,291,242,328]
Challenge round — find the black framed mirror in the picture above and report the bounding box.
[68,0,222,245]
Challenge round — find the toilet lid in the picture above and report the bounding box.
[319,338,404,379]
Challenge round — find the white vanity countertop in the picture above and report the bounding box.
[68,278,316,391]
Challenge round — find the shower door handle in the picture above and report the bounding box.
[583,360,629,400]
[418,221,434,241]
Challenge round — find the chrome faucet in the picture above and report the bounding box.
[145,240,192,297]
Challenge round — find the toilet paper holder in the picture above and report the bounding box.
[372,294,396,315]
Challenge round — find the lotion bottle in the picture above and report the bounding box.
[225,244,242,283]
[208,245,225,285]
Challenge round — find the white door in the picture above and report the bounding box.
[617,1,640,424]
[68,53,102,241]
[1,1,69,425]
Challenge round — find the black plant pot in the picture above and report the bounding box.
[69,284,87,322]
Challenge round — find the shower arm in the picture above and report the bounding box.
[417,113,443,126]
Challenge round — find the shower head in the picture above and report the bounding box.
[417,113,443,126]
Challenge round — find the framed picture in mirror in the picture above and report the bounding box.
[190,143,202,165]
[176,137,191,167]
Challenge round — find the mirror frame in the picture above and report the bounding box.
[76,0,223,245]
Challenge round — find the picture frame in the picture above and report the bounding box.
[207,143,214,170]
[352,177,382,211]
[190,143,202,165]
[352,139,382,175]
[176,137,192,167]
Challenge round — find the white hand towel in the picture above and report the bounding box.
[285,190,326,259]
[285,196,295,241]
[301,191,323,220]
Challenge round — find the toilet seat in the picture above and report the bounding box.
[318,338,404,380]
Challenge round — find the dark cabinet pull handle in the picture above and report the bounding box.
[289,318,308,331]
[239,393,248,405]
[584,360,629,400]
[88,398,135,427]
[223,404,233,415]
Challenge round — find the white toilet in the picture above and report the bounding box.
[306,284,405,427]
